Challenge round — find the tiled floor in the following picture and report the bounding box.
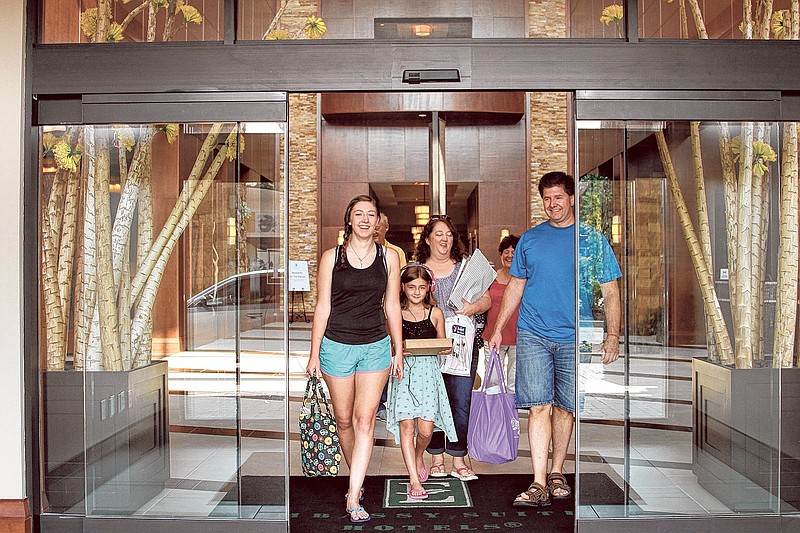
[86,323,777,522]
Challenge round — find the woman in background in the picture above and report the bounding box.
[482,234,520,392]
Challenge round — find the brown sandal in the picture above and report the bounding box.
[546,472,572,499]
[512,482,551,507]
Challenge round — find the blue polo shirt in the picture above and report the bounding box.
[510,222,621,343]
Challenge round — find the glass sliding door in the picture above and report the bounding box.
[38,120,289,529]
[575,118,800,528]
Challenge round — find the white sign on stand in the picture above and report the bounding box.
[288,260,310,292]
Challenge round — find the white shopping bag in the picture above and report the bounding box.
[441,314,475,376]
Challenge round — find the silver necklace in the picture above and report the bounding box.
[349,244,374,267]
[406,306,424,322]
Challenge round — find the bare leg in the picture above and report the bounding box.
[430,452,446,474]
[415,419,434,474]
[399,419,423,492]
[452,455,473,473]
[323,373,356,468]
[549,405,574,497]
[528,404,552,488]
[325,369,389,517]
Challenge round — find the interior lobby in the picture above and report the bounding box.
[2,1,800,532]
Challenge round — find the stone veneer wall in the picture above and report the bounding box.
[286,1,321,309]
[528,0,569,226]
[278,0,319,33]
[289,94,320,309]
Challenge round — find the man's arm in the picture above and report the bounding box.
[600,279,621,364]
[488,276,526,352]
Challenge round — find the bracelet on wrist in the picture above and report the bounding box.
[606,333,620,340]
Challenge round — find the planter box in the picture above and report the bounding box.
[692,357,800,512]
[43,360,170,515]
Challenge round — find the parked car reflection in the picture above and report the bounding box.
[186,269,283,350]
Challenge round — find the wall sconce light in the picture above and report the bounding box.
[228,217,237,245]
[414,205,430,225]
[337,229,345,246]
[412,24,432,37]
[612,215,621,244]
[500,228,510,241]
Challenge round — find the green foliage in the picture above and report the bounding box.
[580,173,613,314]
[579,173,612,241]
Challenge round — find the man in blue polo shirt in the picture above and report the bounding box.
[489,171,621,508]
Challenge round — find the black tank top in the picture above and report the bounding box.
[325,243,388,345]
[402,307,438,340]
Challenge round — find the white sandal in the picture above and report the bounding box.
[450,466,478,481]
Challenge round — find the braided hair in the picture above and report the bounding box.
[337,194,380,270]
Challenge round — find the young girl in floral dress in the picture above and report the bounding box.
[387,264,457,499]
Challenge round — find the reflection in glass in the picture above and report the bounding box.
[576,120,799,520]
[41,0,222,44]
[639,0,797,39]
[238,0,327,41]
[39,122,288,520]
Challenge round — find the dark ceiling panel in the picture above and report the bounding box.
[31,40,800,96]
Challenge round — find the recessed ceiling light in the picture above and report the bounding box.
[412,24,432,37]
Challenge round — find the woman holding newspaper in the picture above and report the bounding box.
[415,214,492,481]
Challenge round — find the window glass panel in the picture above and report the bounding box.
[576,119,798,520]
[41,0,223,44]
[639,0,797,39]
[38,121,288,521]
[237,0,621,41]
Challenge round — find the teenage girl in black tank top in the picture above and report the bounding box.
[325,243,388,344]
[306,195,404,524]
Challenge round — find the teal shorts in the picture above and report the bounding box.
[319,335,392,378]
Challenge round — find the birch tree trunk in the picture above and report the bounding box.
[130,124,224,303]
[735,124,755,368]
[686,0,708,38]
[743,0,754,38]
[775,121,799,367]
[42,169,67,371]
[135,140,155,367]
[755,124,773,362]
[679,0,688,38]
[718,124,738,365]
[131,129,237,364]
[58,169,80,321]
[110,127,155,292]
[656,131,734,361]
[77,128,99,370]
[690,122,719,361]
[71,165,86,370]
[95,0,112,42]
[758,0,774,39]
[93,129,123,371]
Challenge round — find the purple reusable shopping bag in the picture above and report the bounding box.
[467,348,520,464]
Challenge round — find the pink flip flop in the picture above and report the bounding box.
[418,465,429,483]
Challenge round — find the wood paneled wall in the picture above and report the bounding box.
[319,113,529,262]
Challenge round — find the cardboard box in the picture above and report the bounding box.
[403,338,452,356]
